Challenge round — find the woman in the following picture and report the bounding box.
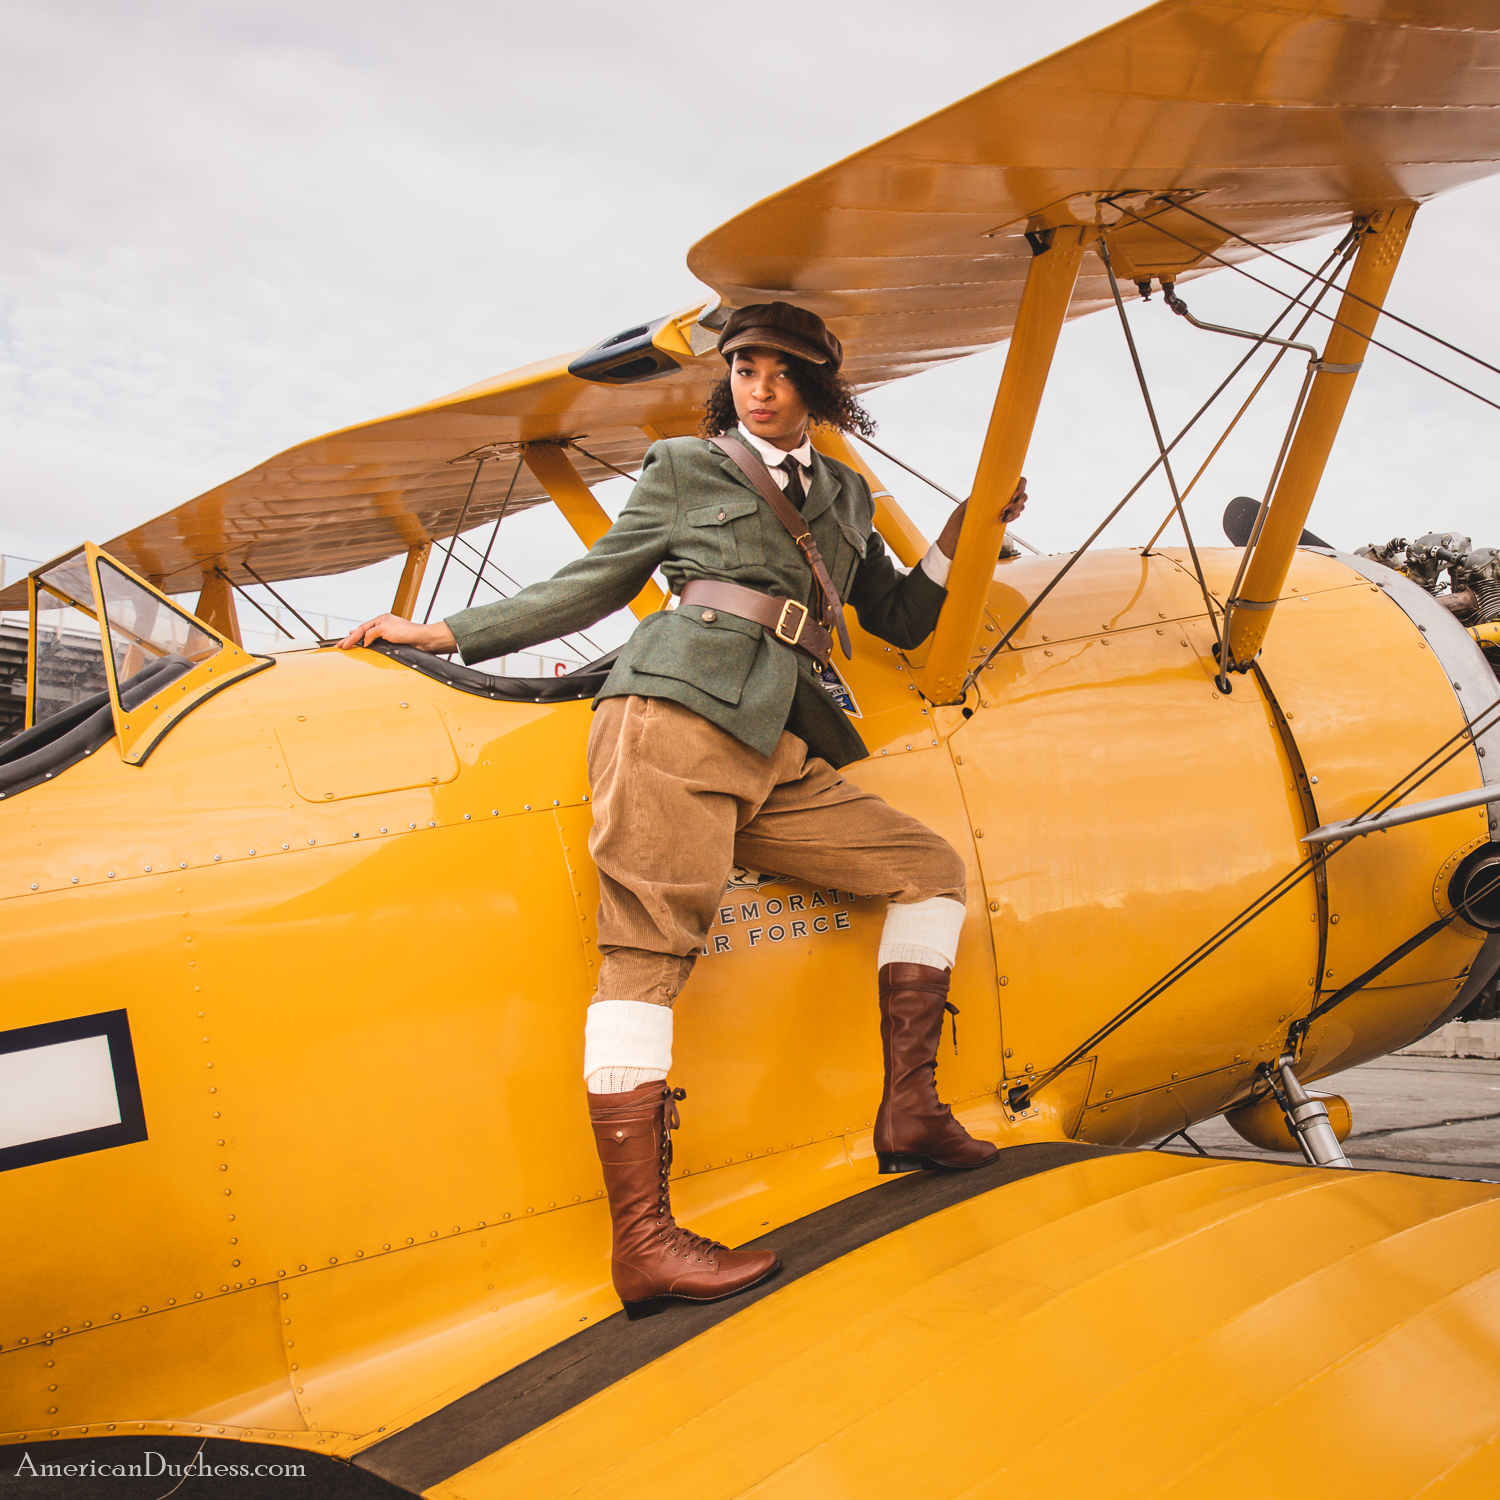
[341,302,1026,1318]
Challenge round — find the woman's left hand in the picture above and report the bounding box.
[936,477,1028,559]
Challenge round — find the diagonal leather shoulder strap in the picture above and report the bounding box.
[709,433,852,659]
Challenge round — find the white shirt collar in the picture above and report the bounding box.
[737,422,812,473]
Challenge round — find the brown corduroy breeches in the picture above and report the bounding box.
[586,695,965,1007]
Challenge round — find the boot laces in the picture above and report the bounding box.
[654,1085,722,1259]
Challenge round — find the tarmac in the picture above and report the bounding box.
[1162,1053,1500,1179]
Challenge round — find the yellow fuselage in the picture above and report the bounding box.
[1,544,1489,1452]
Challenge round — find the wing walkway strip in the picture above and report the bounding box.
[353,1140,1123,1493]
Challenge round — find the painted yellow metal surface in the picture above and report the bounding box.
[6,1,1499,610]
[430,1152,1500,1500]
[2,538,1493,1457]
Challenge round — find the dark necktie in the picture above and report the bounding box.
[778,456,806,510]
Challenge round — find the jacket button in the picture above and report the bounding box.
[717,510,727,521]
[701,610,718,623]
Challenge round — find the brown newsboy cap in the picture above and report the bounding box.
[718,301,843,371]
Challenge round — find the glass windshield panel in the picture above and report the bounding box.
[37,553,96,614]
[33,587,110,724]
[95,560,220,686]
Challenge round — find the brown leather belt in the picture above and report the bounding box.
[679,580,832,667]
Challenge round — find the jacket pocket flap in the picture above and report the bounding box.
[688,494,760,528]
[837,519,869,558]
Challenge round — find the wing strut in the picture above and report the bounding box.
[917,225,1087,704]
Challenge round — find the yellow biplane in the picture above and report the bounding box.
[7,1,1500,1493]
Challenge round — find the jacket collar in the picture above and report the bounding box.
[710,433,843,526]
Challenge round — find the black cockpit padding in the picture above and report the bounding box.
[0,655,195,800]
[366,641,620,703]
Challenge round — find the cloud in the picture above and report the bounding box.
[3,0,1499,640]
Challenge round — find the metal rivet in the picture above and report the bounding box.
[524,803,532,810]
[71,877,78,884]
[180,862,187,868]
[281,844,289,850]
[107,871,116,878]
[351,832,359,838]
[30,883,37,891]
[464,813,471,820]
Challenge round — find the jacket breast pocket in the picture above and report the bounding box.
[834,518,868,597]
[687,493,763,569]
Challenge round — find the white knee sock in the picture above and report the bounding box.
[584,999,673,1094]
[877,895,965,972]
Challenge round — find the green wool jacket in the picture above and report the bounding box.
[444,436,948,769]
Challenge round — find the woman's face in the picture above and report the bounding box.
[729,348,811,450]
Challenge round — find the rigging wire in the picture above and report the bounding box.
[447,531,607,660]
[1140,235,1359,552]
[1170,198,1500,386]
[956,230,1360,697]
[423,456,488,624]
[567,439,644,484]
[214,568,294,641]
[852,434,1042,556]
[239,559,324,639]
[1020,694,1500,1101]
[1100,239,1225,670]
[1110,203,1500,416]
[465,452,525,611]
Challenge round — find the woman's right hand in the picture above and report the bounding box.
[337,614,457,653]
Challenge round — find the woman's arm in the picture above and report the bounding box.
[342,443,680,665]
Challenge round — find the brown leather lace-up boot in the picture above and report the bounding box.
[875,962,1001,1174]
[588,1080,781,1319]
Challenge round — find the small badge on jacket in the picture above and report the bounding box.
[817,662,862,718]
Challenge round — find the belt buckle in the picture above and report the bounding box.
[774,598,809,647]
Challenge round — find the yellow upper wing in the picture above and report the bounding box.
[9,0,1499,610]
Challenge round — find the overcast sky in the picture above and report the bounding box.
[4,0,1500,652]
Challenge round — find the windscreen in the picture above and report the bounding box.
[32,587,110,724]
[95,558,220,683]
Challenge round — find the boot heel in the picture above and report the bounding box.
[623,1297,665,1321]
[877,1152,929,1174]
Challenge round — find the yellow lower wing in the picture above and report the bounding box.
[435,1151,1500,1500]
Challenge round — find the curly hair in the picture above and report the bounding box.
[699,354,876,439]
